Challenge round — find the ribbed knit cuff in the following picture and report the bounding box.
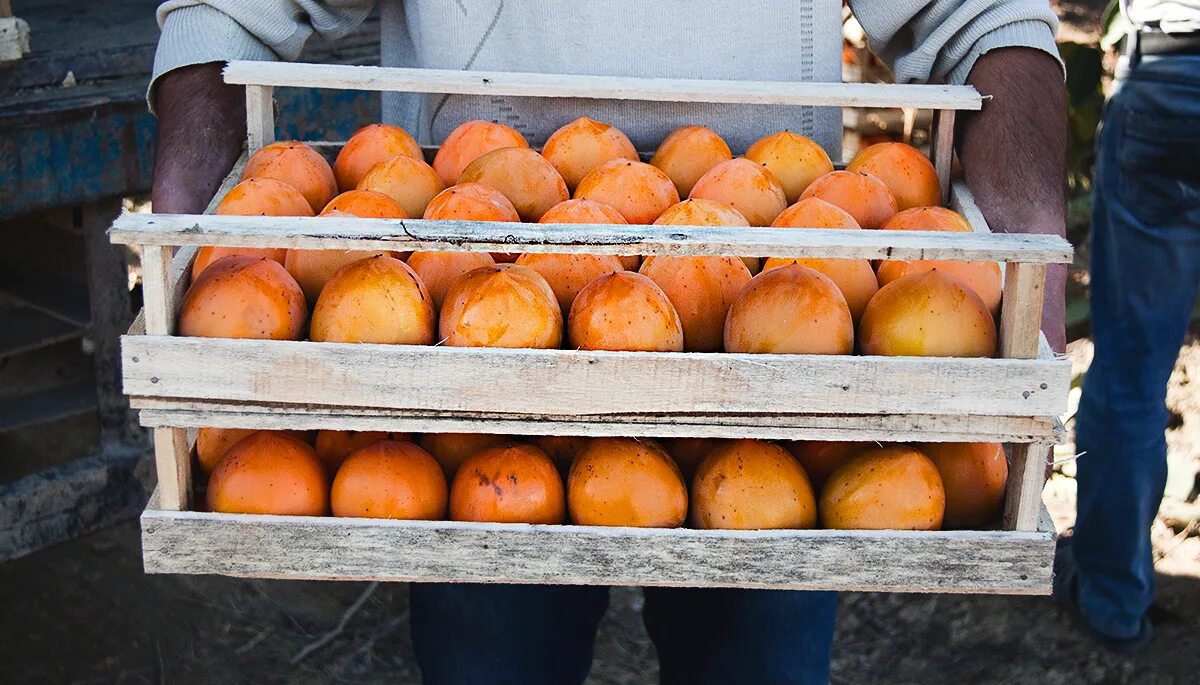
[947,19,1065,85]
[148,4,279,114]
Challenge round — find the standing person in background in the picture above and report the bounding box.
[1062,0,1200,655]
[149,2,1066,682]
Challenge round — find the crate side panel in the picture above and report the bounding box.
[122,337,1071,417]
[131,403,1064,443]
[141,511,1053,594]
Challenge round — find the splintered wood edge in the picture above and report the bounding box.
[140,504,1052,593]
[131,403,1067,444]
[222,62,983,111]
[109,214,1073,263]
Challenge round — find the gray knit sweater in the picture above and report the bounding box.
[151,1,1062,156]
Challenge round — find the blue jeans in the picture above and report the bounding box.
[410,583,837,684]
[1074,54,1200,639]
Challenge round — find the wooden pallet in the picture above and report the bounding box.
[116,63,1072,592]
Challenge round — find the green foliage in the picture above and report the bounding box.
[1057,39,1110,342]
[1059,41,1106,194]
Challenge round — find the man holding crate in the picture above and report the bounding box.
[148,1,1066,683]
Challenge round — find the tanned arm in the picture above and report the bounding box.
[958,47,1069,353]
[151,62,247,215]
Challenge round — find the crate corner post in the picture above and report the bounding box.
[245,84,276,153]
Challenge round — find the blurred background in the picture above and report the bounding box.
[0,1,1196,683]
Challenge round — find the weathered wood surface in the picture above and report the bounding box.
[139,245,175,336]
[132,402,1066,443]
[1,446,152,562]
[932,110,956,205]
[245,85,275,152]
[223,61,983,111]
[122,336,1071,418]
[140,504,1053,594]
[152,427,190,512]
[949,181,993,235]
[109,212,1074,264]
[1004,443,1050,532]
[999,262,1048,360]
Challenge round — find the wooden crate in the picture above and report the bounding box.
[114,62,1072,593]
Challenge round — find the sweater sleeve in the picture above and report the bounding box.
[149,1,374,107]
[848,0,1063,84]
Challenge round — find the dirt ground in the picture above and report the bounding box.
[3,343,1198,685]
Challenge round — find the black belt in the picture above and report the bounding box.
[1137,30,1200,56]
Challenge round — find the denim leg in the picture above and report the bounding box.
[410,583,609,685]
[1074,56,1200,639]
[643,587,837,685]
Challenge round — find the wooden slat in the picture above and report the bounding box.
[131,403,1066,444]
[139,245,174,336]
[140,506,1052,593]
[999,263,1048,359]
[1003,443,1049,532]
[223,61,983,111]
[948,181,992,234]
[121,336,1070,418]
[152,427,190,511]
[245,85,275,152]
[109,213,1074,263]
[932,110,956,205]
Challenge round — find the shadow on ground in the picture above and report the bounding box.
[2,519,1197,685]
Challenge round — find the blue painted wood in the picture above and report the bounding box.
[0,88,378,219]
[0,1,381,219]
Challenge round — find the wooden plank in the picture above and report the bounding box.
[152,427,190,511]
[109,213,1074,264]
[999,263,1047,359]
[1003,443,1049,532]
[124,244,195,342]
[141,507,1052,593]
[223,62,984,111]
[121,336,1071,418]
[132,403,1066,444]
[245,85,275,152]
[0,446,152,563]
[932,110,956,205]
[139,245,174,336]
[949,181,993,234]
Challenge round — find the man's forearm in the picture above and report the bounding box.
[151,62,248,214]
[958,47,1068,352]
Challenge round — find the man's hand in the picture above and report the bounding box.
[152,62,248,215]
[958,48,1068,353]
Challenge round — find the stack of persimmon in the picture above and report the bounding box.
[198,427,1009,532]
[182,116,1013,531]
[183,119,999,359]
